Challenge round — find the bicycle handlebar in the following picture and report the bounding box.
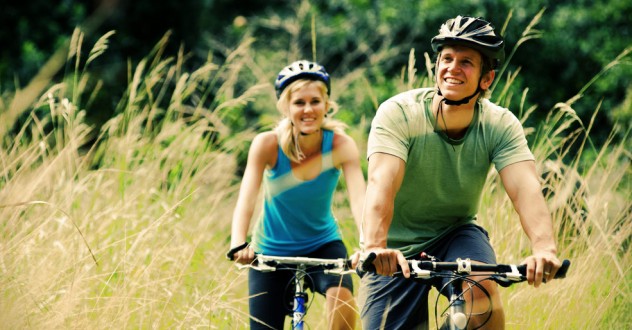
[236,254,355,275]
[359,252,571,286]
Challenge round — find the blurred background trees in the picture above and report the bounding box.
[2,0,630,154]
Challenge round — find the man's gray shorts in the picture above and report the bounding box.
[358,224,496,330]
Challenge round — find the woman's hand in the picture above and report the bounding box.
[226,242,255,265]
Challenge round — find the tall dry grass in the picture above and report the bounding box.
[0,29,262,329]
[1,13,630,330]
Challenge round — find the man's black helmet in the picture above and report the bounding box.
[431,16,505,69]
[275,60,331,98]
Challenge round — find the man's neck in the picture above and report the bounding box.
[432,94,477,139]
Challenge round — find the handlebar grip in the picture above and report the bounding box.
[555,259,571,279]
[516,259,571,279]
[226,242,249,261]
[358,252,377,273]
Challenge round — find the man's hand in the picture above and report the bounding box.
[522,251,561,287]
[358,248,410,278]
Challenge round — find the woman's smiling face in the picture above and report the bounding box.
[288,81,328,135]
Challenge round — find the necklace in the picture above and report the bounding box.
[295,129,322,160]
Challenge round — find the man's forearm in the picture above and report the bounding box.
[362,188,393,249]
[517,191,557,254]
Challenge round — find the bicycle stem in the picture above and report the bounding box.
[293,264,307,330]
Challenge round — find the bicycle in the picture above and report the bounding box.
[235,253,355,330]
[359,252,571,330]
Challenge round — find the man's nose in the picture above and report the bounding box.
[447,61,460,72]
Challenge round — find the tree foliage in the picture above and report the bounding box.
[2,0,630,143]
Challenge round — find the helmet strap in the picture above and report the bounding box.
[436,73,484,106]
[437,87,480,105]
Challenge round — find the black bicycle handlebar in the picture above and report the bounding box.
[516,259,571,278]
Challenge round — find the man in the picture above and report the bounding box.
[358,16,562,329]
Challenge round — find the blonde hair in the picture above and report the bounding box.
[275,79,347,163]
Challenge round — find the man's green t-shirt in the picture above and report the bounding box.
[367,88,534,257]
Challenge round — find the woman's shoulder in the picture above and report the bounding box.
[249,131,279,168]
[250,131,279,158]
[330,129,352,144]
[252,131,278,147]
[331,131,360,161]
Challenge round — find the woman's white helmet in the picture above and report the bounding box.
[274,60,331,98]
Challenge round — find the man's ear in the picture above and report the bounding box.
[480,70,495,90]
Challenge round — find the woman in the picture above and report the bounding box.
[227,60,365,329]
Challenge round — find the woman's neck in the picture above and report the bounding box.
[297,129,323,158]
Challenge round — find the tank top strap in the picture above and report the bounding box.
[269,144,291,178]
[269,130,336,178]
[322,130,335,170]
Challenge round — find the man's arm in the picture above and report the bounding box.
[499,160,561,287]
[362,152,410,277]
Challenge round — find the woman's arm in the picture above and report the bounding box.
[334,133,367,234]
[229,132,277,263]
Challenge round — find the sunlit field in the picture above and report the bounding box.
[1,17,630,330]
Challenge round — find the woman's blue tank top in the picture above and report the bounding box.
[252,129,342,256]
